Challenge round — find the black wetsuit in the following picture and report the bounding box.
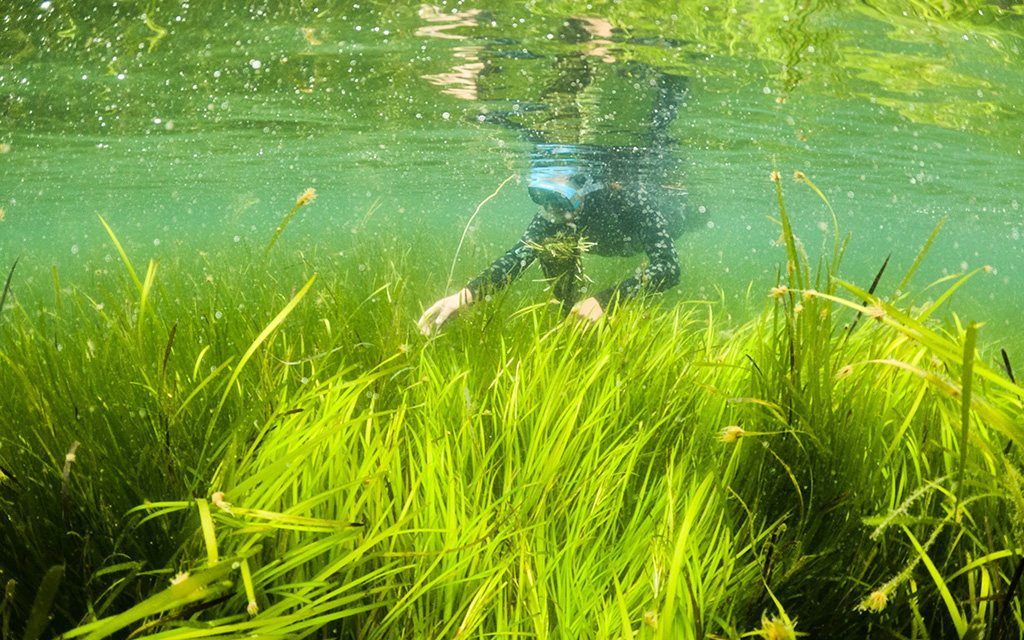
[466,179,685,311]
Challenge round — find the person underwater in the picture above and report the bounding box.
[417,144,687,335]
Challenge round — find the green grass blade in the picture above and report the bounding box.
[22,565,63,640]
[197,498,220,566]
[205,274,317,442]
[956,321,977,510]
[0,255,19,321]
[51,265,62,319]
[771,169,804,291]
[137,258,159,347]
[172,356,233,423]
[897,216,946,293]
[658,473,714,640]
[98,215,141,293]
[902,525,966,636]
[63,559,240,640]
[794,170,841,270]
[611,574,633,640]
[918,267,988,322]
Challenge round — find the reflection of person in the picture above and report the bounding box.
[417,18,693,336]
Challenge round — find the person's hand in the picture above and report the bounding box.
[418,288,474,336]
[570,297,604,324]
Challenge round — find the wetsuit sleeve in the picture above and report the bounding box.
[466,210,557,298]
[593,206,680,310]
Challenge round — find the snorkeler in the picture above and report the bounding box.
[416,17,693,336]
[417,144,688,335]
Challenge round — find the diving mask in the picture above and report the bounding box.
[527,168,604,222]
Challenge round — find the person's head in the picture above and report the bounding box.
[528,167,599,223]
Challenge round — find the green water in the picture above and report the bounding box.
[3,3,1024,637]
[3,1,1023,347]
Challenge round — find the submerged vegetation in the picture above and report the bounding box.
[525,232,596,309]
[1,175,1023,640]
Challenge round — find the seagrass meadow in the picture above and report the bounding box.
[1,178,1023,640]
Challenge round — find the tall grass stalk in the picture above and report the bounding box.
[264,188,317,258]
[0,256,19,320]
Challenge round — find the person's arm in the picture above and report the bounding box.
[464,210,555,300]
[418,210,556,335]
[592,206,680,311]
[417,287,473,336]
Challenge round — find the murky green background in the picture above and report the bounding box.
[2,1,1022,348]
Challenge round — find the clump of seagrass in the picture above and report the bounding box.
[525,232,595,309]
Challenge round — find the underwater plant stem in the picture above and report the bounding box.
[51,265,62,319]
[771,167,804,292]
[999,349,1017,454]
[0,255,18,320]
[897,217,946,294]
[98,215,141,293]
[61,441,80,532]
[264,189,316,259]
[956,321,977,511]
[264,202,303,258]
[995,555,1024,640]
[903,524,966,635]
[203,274,316,447]
[197,498,219,566]
[793,170,840,269]
[848,254,890,333]
[23,565,64,640]
[446,174,515,292]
